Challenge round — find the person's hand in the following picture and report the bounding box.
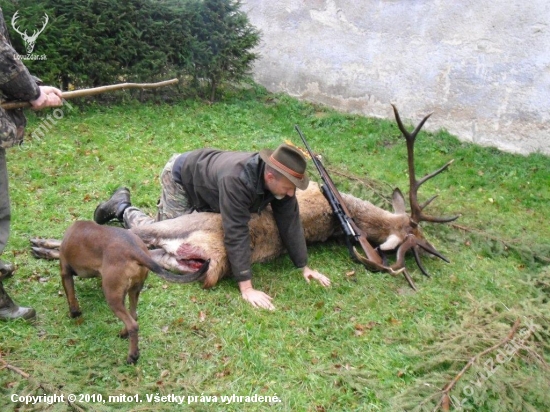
[241,287,275,310]
[302,266,331,287]
[30,86,63,110]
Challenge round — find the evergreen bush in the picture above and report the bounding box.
[2,0,260,100]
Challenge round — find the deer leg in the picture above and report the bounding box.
[31,238,62,260]
[32,247,60,260]
[30,238,62,249]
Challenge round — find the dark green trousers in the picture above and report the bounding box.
[0,148,9,257]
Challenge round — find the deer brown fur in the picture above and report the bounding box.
[31,181,440,288]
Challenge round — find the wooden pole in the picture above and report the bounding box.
[0,78,179,110]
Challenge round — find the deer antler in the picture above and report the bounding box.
[391,104,459,226]
[390,105,458,283]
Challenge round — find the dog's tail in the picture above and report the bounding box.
[140,252,210,284]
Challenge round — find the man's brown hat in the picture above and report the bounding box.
[259,143,309,190]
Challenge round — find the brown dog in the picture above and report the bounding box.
[59,221,208,364]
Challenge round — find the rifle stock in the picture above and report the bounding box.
[294,125,388,273]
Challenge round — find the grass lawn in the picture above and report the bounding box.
[0,85,549,411]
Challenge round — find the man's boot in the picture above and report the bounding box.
[0,281,36,321]
[0,260,15,279]
[93,187,131,224]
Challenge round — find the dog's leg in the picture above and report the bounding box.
[102,273,140,364]
[60,261,81,318]
[127,282,143,324]
[121,281,143,339]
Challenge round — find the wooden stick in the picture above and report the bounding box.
[1,78,179,110]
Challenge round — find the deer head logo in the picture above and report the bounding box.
[11,11,49,55]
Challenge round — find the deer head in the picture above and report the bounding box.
[11,11,49,55]
[347,105,459,289]
[391,105,459,287]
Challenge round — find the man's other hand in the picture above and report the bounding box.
[302,266,331,287]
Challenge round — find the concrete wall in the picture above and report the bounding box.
[244,0,550,155]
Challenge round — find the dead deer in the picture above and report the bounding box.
[31,106,457,290]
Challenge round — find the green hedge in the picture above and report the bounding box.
[2,0,260,100]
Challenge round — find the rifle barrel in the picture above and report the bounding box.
[294,124,385,269]
[294,125,322,173]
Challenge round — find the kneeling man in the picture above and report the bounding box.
[94,143,330,310]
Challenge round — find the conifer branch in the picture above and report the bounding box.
[0,354,30,378]
[451,223,550,263]
[1,354,86,411]
[433,318,521,412]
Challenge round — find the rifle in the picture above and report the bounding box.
[295,125,399,274]
[0,78,179,110]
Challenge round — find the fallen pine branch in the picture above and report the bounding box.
[433,318,521,412]
[0,354,30,378]
[0,353,86,411]
[451,223,550,264]
[451,223,522,245]
[389,294,550,412]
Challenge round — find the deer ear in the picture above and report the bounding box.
[392,188,407,214]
